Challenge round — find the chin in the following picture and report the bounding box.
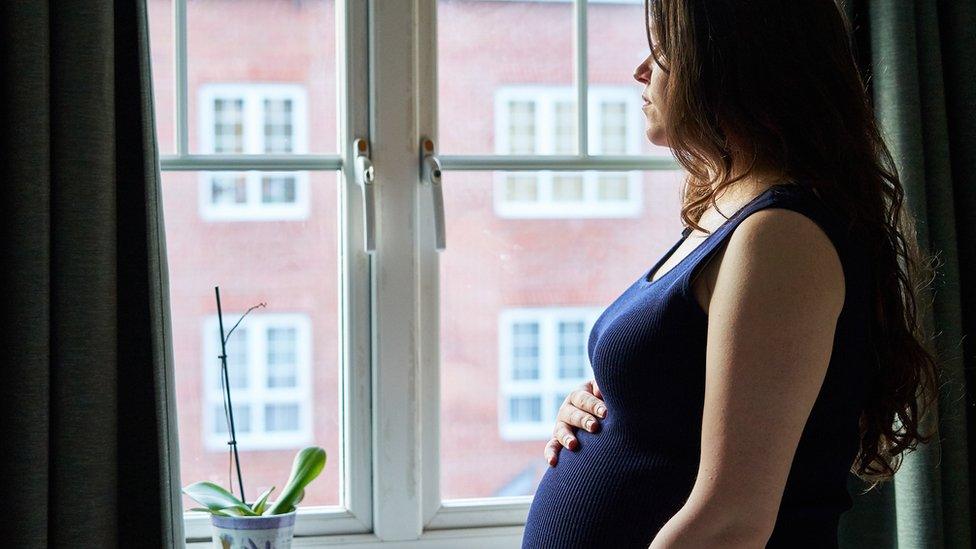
[645,127,669,148]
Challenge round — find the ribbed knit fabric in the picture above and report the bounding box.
[520,182,871,549]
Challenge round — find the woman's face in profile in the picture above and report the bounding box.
[633,21,670,147]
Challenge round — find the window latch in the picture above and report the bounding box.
[420,137,446,251]
[353,138,376,253]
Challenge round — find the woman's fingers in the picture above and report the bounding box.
[557,399,599,436]
[570,386,607,421]
[544,437,562,466]
[552,420,580,450]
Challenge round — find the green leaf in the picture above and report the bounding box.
[266,447,327,515]
[182,481,256,516]
[189,507,233,517]
[218,505,254,517]
[251,486,275,515]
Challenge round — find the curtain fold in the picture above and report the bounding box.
[839,1,976,547]
[0,1,183,547]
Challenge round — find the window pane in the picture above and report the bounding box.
[509,397,542,423]
[265,403,300,432]
[185,0,336,153]
[147,0,175,154]
[267,327,298,388]
[212,327,248,390]
[598,174,630,201]
[505,175,539,202]
[438,0,574,154]
[553,101,576,155]
[558,321,587,379]
[587,0,673,158]
[552,175,584,202]
[213,98,245,153]
[439,170,686,499]
[512,322,540,380]
[554,392,568,417]
[507,100,536,155]
[261,176,297,204]
[600,101,628,155]
[263,98,294,153]
[214,403,251,434]
[211,174,247,205]
[161,170,340,508]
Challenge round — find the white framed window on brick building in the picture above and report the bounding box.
[202,313,313,451]
[197,83,310,221]
[493,85,644,219]
[498,307,600,440]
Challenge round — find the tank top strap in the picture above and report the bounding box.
[672,183,853,297]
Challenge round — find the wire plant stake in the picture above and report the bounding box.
[214,286,266,504]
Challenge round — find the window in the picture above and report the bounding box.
[498,308,600,440]
[198,84,309,221]
[202,313,312,450]
[150,0,678,542]
[493,85,644,218]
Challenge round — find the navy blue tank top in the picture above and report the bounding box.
[521,182,871,548]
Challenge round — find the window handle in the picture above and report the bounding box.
[353,138,376,253]
[420,137,446,251]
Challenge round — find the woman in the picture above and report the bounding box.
[519,1,940,548]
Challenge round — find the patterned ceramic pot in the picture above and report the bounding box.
[210,510,296,549]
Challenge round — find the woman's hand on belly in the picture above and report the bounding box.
[544,379,607,466]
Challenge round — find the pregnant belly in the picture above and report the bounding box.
[520,426,698,549]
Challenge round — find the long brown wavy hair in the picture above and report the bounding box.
[643,0,943,491]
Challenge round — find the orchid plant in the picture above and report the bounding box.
[184,446,327,516]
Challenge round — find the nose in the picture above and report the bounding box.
[632,55,652,84]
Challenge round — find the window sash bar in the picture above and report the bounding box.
[175,0,189,154]
[574,0,588,156]
[159,154,342,171]
[439,154,680,171]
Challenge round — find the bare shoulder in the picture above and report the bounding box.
[693,207,845,316]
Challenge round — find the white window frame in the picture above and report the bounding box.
[153,0,682,545]
[201,313,313,451]
[197,83,310,221]
[498,307,599,441]
[493,85,644,218]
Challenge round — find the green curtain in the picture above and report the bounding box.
[0,1,183,547]
[839,1,976,548]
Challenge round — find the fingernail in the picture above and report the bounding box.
[563,435,573,447]
[585,419,594,430]
[597,406,606,418]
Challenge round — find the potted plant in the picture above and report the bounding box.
[184,446,327,549]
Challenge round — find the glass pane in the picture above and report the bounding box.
[267,327,298,388]
[558,321,587,379]
[186,0,337,153]
[587,0,672,158]
[598,174,630,201]
[438,0,575,155]
[552,175,584,202]
[214,403,252,434]
[148,0,175,154]
[509,397,542,423]
[512,322,540,380]
[162,170,341,508]
[439,169,687,500]
[262,176,297,204]
[265,403,300,432]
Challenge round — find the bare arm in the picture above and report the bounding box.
[649,209,845,548]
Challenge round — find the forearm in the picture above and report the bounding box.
[648,503,771,549]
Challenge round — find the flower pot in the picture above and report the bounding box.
[210,510,297,549]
